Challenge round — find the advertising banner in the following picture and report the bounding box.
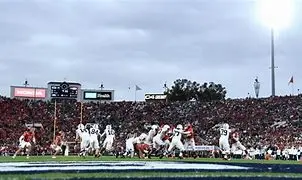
[84,91,113,101]
[145,94,167,100]
[186,145,218,151]
[14,88,46,98]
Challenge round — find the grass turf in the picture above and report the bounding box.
[1,172,302,179]
[0,156,301,179]
[0,155,301,165]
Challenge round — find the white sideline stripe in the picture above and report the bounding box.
[0,161,250,172]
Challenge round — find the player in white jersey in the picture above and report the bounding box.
[146,125,159,146]
[153,125,170,149]
[100,125,115,154]
[124,132,137,158]
[133,133,148,145]
[168,124,185,158]
[89,124,101,157]
[152,124,170,157]
[145,125,159,158]
[219,123,231,160]
[76,124,90,157]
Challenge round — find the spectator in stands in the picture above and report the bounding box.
[0,95,301,157]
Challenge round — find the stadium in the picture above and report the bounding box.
[1,0,302,179]
[0,80,301,179]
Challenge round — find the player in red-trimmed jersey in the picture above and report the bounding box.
[132,133,150,158]
[163,125,173,146]
[136,143,151,159]
[182,123,197,158]
[231,131,251,159]
[51,131,66,159]
[183,123,195,151]
[158,125,173,158]
[12,127,36,159]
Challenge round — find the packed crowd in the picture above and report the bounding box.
[0,95,301,155]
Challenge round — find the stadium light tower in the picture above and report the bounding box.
[99,82,104,91]
[256,0,293,96]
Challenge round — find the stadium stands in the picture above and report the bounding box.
[0,95,301,157]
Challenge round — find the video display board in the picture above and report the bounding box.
[47,81,81,101]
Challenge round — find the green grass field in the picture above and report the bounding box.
[1,155,301,164]
[2,171,302,179]
[0,156,301,179]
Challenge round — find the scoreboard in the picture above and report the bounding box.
[47,81,81,101]
[50,82,78,98]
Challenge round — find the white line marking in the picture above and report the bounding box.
[0,161,251,172]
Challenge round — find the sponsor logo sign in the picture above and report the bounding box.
[145,94,167,100]
[14,88,46,98]
[84,91,113,100]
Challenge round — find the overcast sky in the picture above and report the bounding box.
[0,0,302,101]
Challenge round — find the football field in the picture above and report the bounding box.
[0,156,301,179]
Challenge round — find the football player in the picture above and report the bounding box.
[183,123,195,151]
[231,130,251,159]
[133,133,149,158]
[146,125,159,147]
[89,124,101,157]
[51,131,66,158]
[76,124,90,157]
[12,127,36,159]
[152,124,170,157]
[124,131,137,158]
[167,124,185,158]
[219,123,231,160]
[100,125,115,155]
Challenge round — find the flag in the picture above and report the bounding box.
[288,76,294,85]
[135,85,142,91]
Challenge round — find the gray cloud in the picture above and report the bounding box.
[0,0,301,100]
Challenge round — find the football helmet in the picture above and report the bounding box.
[223,123,229,129]
[162,125,170,131]
[151,125,159,130]
[93,124,99,129]
[139,133,147,140]
[77,124,84,130]
[106,125,112,130]
[176,124,183,130]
